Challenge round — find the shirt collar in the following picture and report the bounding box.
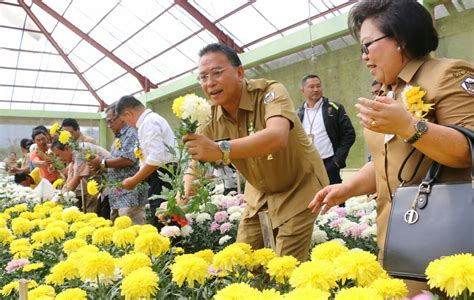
[117,125,130,137]
[398,58,427,85]
[304,98,323,110]
[216,80,254,120]
[136,109,152,128]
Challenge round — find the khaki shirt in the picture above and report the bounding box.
[366,58,474,260]
[77,133,97,145]
[200,79,329,227]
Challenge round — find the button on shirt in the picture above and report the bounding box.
[302,100,334,159]
[108,126,148,209]
[136,109,177,167]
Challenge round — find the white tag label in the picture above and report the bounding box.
[384,91,395,144]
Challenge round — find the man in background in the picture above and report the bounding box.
[61,118,97,145]
[297,74,356,185]
[88,103,148,225]
[115,95,176,228]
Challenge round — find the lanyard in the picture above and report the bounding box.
[305,100,322,135]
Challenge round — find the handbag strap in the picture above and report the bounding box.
[397,148,426,185]
[415,125,474,209]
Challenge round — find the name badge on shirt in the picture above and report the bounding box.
[384,91,395,144]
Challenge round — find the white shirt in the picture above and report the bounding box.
[302,99,334,159]
[136,109,177,167]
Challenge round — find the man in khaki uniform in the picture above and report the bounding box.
[184,43,328,261]
[61,118,97,145]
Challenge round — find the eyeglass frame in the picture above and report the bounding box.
[197,67,232,83]
[360,35,389,55]
[106,116,119,125]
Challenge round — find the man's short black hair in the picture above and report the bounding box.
[61,118,80,131]
[14,172,29,184]
[105,102,117,116]
[115,95,144,116]
[32,125,48,133]
[50,138,67,151]
[348,0,438,59]
[198,43,242,67]
[372,80,381,87]
[301,74,321,88]
[32,129,47,140]
[20,138,33,150]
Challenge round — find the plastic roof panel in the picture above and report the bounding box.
[0,0,356,112]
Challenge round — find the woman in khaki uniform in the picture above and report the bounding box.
[308,0,474,296]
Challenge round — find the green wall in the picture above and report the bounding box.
[149,7,474,168]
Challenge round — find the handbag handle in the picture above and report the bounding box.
[415,125,474,209]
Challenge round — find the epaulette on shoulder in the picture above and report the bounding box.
[247,79,277,91]
[328,101,339,110]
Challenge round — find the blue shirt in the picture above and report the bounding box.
[108,126,148,209]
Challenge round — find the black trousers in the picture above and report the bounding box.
[146,165,174,229]
[323,156,342,185]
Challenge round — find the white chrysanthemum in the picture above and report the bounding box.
[227,206,241,215]
[181,95,211,126]
[311,228,328,244]
[180,225,193,237]
[339,221,358,237]
[218,235,232,245]
[195,213,211,224]
[229,212,241,222]
[160,226,181,238]
[330,238,346,246]
[361,224,377,240]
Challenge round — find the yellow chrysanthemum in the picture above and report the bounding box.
[78,251,115,281]
[82,212,98,221]
[114,138,121,150]
[23,263,44,272]
[52,178,64,189]
[46,220,69,232]
[1,281,19,296]
[213,244,250,273]
[50,123,60,135]
[46,260,79,286]
[426,253,474,297]
[113,228,137,248]
[369,278,408,299]
[194,249,214,264]
[42,227,65,244]
[0,212,11,220]
[174,246,185,255]
[69,221,88,232]
[250,248,276,268]
[11,217,33,235]
[138,224,158,235]
[311,241,349,262]
[63,238,87,255]
[118,252,152,276]
[55,288,87,300]
[334,287,383,300]
[266,256,299,284]
[114,216,132,229]
[92,226,114,246]
[75,226,95,239]
[284,287,330,300]
[28,284,56,300]
[62,208,83,223]
[9,238,33,258]
[134,232,170,257]
[86,179,99,196]
[334,251,387,286]
[261,288,283,300]
[172,95,186,118]
[289,260,338,292]
[134,147,144,161]
[58,130,72,145]
[121,267,159,299]
[171,254,211,288]
[0,218,6,228]
[214,283,261,300]
[0,227,14,245]
[402,85,433,119]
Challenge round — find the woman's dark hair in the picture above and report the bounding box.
[348,0,438,59]
[14,172,29,184]
[51,138,67,151]
[61,118,80,131]
[20,138,33,150]
[198,43,242,67]
[32,129,48,140]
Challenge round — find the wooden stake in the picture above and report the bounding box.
[18,279,28,300]
[258,211,276,251]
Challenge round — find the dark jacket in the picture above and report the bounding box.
[297,97,356,168]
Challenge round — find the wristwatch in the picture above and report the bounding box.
[100,159,107,170]
[218,141,232,165]
[405,120,428,144]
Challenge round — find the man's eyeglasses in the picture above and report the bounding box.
[197,67,228,83]
[106,117,118,125]
[360,35,388,55]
